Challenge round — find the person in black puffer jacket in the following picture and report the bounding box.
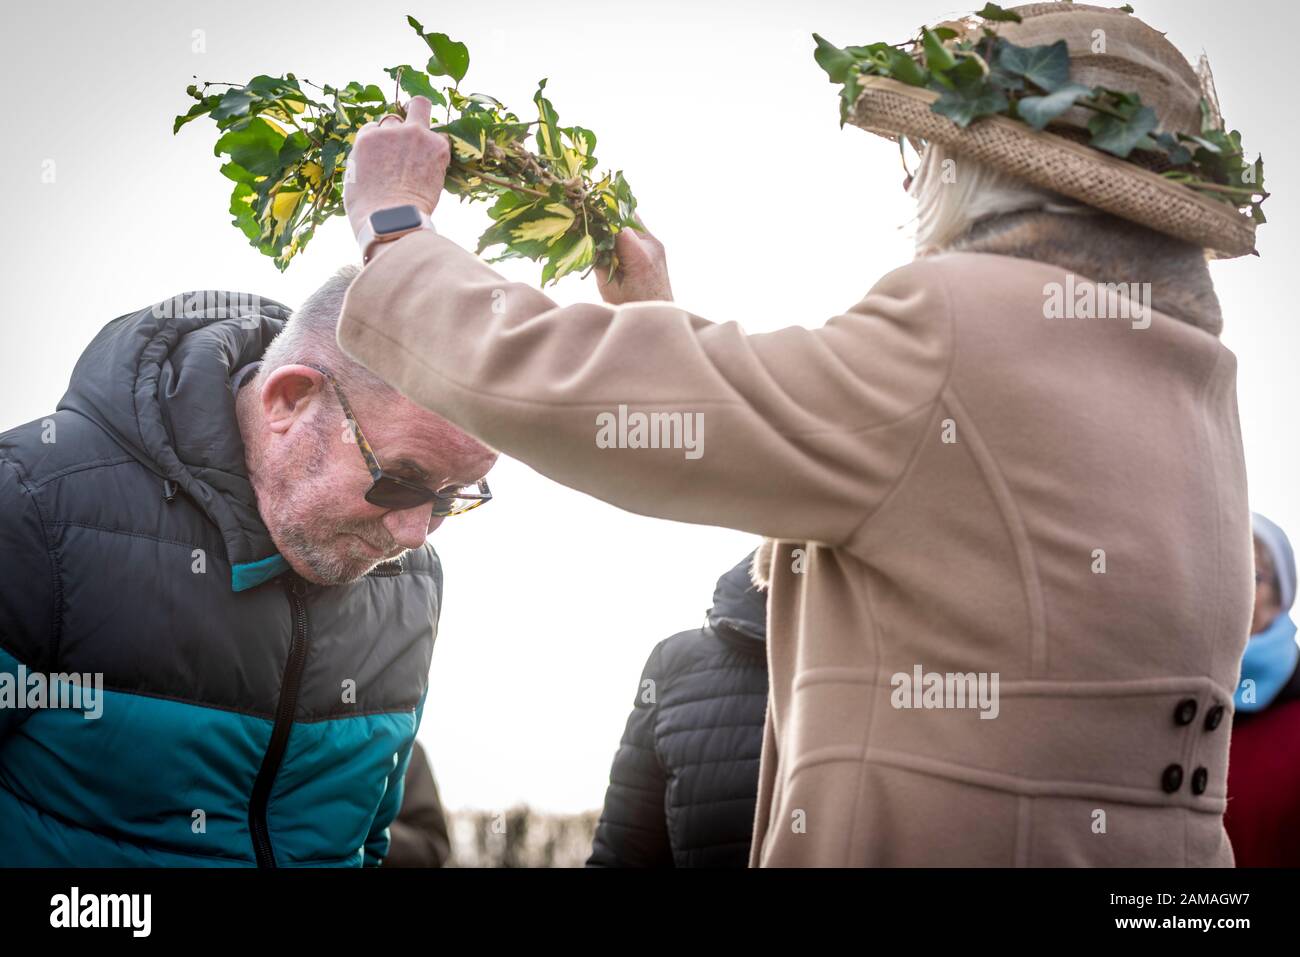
[0,273,497,866]
[588,552,768,867]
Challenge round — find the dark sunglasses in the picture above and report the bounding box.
[308,365,492,515]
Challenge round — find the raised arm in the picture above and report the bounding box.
[338,229,952,545]
[338,95,954,546]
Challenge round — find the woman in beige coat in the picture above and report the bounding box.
[337,3,1256,865]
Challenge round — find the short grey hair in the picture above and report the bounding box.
[257,264,393,398]
[908,143,1093,253]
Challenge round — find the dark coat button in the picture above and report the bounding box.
[1204,704,1225,731]
[1161,764,1184,793]
[1174,698,1198,725]
[1191,767,1209,795]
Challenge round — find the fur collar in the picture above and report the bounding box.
[943,210,1224,336]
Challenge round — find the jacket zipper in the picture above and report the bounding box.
[248,574,311,868]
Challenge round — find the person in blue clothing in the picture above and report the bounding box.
[1225,513,1300,866]
[0,269,495,866]
[588,552,770,867]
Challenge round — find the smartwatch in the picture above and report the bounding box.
[356,204,436,263]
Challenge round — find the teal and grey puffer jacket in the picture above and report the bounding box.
[0,291,440,866]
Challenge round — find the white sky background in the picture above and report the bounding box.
[0,0,1294,814]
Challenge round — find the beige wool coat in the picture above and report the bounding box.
[338,231,1252,866]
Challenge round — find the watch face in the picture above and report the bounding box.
[371,205,423,235]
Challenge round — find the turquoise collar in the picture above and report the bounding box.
[231,553,291,592]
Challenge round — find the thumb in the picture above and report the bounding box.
[616,227,647,262]
[404,95,433,128]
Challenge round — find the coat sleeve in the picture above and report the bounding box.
[587,641,674,867]
[0,451,57,741]
[338,232,953,547]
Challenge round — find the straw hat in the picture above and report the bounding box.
[849,2,1258,257]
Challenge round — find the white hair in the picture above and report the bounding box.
[907,142,1094,253]
[257,264,393,397]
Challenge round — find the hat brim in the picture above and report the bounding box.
[851,76,1257,258]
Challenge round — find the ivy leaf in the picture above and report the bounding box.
[836,70,862,126]
[611,171,638,224]
[813,34,856,83]
[566,125,597,161]
[174,96,218,134]
[229,183,262,242]
[277,130,311,169]
[929,50,980,92]
[1151,131,1193,166]
[182,14,639,284]
[408,16,469,84]
[219,161,257,185]
[384,65,447,108]
[542,231,595,285]
[932,80,1008,126]
[534,80,562,161]
[440,115,487,159]
[887,50,928,87]
[1016,81,1090,130]
[320,138,344,180]
[211,89,258,122]
[270,189,305,240]
[977,3,1023,22]
[511,203,575,245]
[1087,102,1159,157]
[922,28,957,72]
[214,118,286,177]
[427,42,469,85]
[997,39,1070,92]
[810,14,1264,224]
[847,41,930,87]
[344,81,387,103]
[852,42,928,86]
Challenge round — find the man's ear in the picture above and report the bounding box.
[259,364,328,435]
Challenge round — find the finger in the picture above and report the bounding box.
[629,217,663,249]
[404,95,434,128]
[614,229,650,268]
[433,131,453,165]
[377,113,403,128]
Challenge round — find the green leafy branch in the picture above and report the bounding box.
[174,15,640,283]
[814,2,1267,224]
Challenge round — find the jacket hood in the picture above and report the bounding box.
[57,290,292,584]
[1253,512,1297,614]
[707,551,767,643]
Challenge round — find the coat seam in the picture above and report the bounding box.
[49,520,207,550]
[29,455,141,489]
[64,680,419,723]
[943,386,1048,677]
[843,256,958,550]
